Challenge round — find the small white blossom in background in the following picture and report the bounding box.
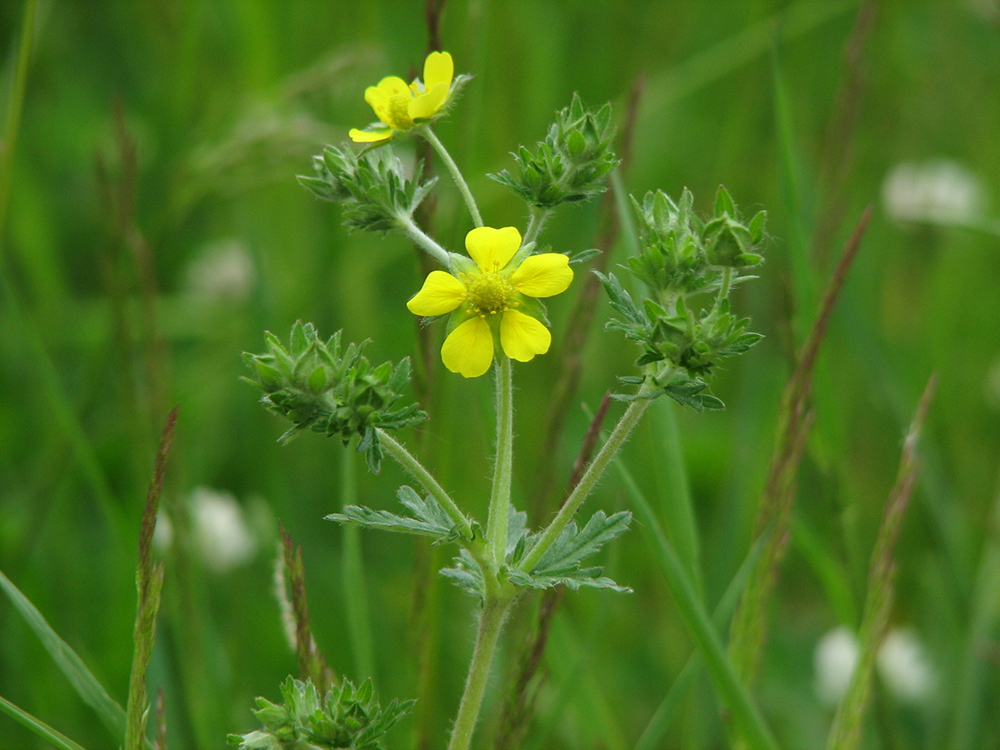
[153,510,173,554]
[881,159,985,224]
[815,626,860,705]
[184,239,257,301]
[814,625,936,706]
[189,487,259,573]
[877,628,935,704]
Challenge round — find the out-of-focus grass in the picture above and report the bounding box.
[1,1,999,749]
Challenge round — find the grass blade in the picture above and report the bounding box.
[826,374,936,750]
[632,525,769,750]
[612,448,780,750]
[729,208,870,687]
[648,398,703,598]
[0,694,90,750]
[0,0,38,248]
[0,567,127,740]
[125,407,177,750]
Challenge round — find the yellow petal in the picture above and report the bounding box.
[349,127,393,143]
[406,271,466,316]
[465,226,521,273]
[509,253,574,298]
[500,309,551,362]
[423,51,454,92]
[365,76,411,126]
[442,316,494,378]
[409,81,449,120]
[371,76,411,99]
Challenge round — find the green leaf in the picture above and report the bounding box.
[327,486,459,541]
[568,247,601,265]
[506,567,631,593]
[533,510,632,573]
[441,548,486,598]
[508,511,632,593]
[0,694,90,750]
[0,568,127,742]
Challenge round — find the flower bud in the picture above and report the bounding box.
[243,322,426,472]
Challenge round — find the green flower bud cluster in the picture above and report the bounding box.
[599,187,766,411]
[243,321,426,472]
[489,93,619,208]
[229,676,414,750]
[297,145,437,232]
[627,187,766,295]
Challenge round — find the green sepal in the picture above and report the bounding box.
[244,323,426,473]
[298,145,438,231]
[487,94,619,209]
[229,676,414,750]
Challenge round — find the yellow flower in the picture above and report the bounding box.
[407,226,574,378]
[349,51,455,143]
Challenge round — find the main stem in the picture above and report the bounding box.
[421,127,483,228]
[486,357,514,565]
[446,596,511,750]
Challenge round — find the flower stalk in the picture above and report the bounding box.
[377,428,475,542]
[397,213,452,268]
[486,357,514,566]
[518,382,655,575]
[421,127,483,227]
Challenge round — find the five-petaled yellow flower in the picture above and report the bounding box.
[407,227,574,378]
[349,51,455,143]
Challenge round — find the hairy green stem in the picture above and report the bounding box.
[486,357,514,566]
[522,205,551,246]
[377,429,474,542]
[519,387,654,575]
[713,266,734,313]
[397,214,452,268]
[446,597,512,750]
[421,127,483,227]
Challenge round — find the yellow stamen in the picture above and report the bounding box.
[467,271,512,313]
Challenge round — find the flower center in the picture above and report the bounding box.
[386,91,414,129]
[467,271,512,314]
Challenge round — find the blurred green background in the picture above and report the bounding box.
[1,0,999,748]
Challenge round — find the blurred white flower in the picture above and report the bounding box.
[814,625,935,706]
[189,487,258,573]
[815,626,860,705]
[153,510,173,554]
[881,159,985,224]
[184,239,256,301]
[877,628,935,704]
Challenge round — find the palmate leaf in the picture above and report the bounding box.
[533,510,631,572]
[512,510,632,593]
[442,510,631,597]
[506,566,631,593]
[327,486,463,542]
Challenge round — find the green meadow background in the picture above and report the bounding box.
[1,1,999,748]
